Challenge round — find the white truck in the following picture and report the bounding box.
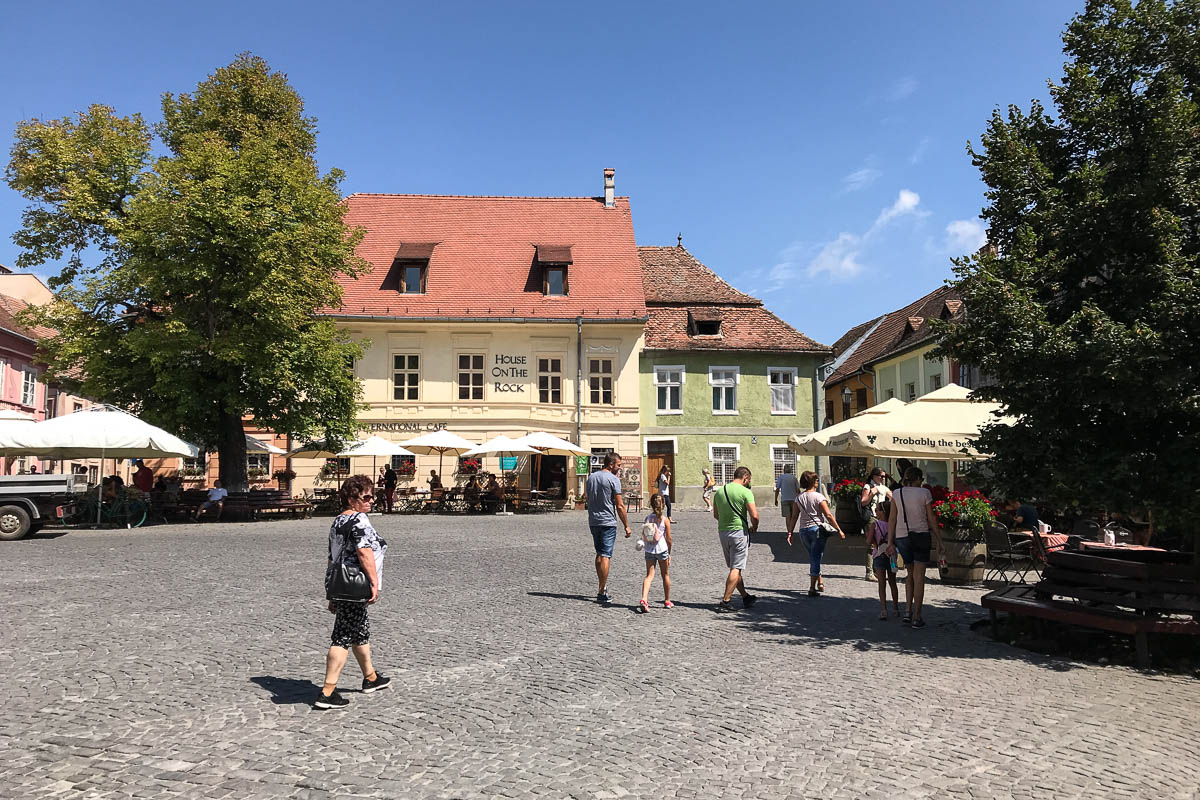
[0,473,88,540]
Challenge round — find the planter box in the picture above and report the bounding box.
[939,528,986,585]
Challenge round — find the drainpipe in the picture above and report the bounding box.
[812,362,823,490]
[575,316,583,446]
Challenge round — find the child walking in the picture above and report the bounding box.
[869,501,900,619]
[637,494,673,613]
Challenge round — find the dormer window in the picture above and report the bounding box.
[401,263,426,294]
[546,266,567,296]
[383,243,437,295]
[689,309,723,337]
[536,245,572,296]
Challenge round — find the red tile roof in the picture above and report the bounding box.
[638,246,827,353]
[325,194,647,321]
[644,306,828,352]
[0,294,57,341]
[824,285,962,385]
[829,315,884,359]
[639,246,759,305]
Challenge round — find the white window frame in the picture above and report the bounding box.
[392,353,421,401]
[885,388,895,400]
[708,366,740,415]
[653,365,685,415]
[247,453,271,477]
[767,366,798,416]
[929,373,943,392]
[21,368,37,407]
[588,358,614,405]
[708,442,741,484]
[770,445,796,482]
[905,381,917,402]
[536,354,564,404]
[456,352,485,401]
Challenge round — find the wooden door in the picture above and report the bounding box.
[645,445,675,500]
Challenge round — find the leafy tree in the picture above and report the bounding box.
[935,0,1200,537]
[6,54,367,490]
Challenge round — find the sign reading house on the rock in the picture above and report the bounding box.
[492,354,528,393]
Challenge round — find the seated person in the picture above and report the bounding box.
[1004,498,1040,532]
[481,475,504,511]
[102,476,120,501]
[194,480,228,521]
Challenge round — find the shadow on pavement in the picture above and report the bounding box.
[250,675,320,705]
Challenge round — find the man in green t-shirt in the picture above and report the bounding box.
[712,466,759,613]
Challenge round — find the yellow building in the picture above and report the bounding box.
[304,173,647,500]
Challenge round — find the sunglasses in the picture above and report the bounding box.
[361,494,374,501]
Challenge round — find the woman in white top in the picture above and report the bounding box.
[701,469,715,510]
[786,471,845,596]
[886,466,941,629]
[655,465,672,520]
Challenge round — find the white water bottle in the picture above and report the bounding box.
[1103,529,1116,546]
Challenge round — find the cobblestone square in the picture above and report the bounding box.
[1,510,1197,799]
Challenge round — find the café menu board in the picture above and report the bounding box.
[577,454,642,496]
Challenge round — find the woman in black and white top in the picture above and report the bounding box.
[316,474,391,709]
[886,466,941,629]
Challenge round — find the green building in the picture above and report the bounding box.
[637,246,830,508]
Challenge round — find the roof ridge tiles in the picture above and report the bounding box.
[345,193,631,201]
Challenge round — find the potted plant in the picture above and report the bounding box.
[457,457,482,475]
[179,466,205,484]
[396,461,416,478]
[248,467,270,483]
[273,468,296,491]
[932,489,998,585]
[831,478,867,536]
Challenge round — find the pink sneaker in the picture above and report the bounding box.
[663,600,674,609]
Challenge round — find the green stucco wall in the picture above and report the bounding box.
[638,351,822,508]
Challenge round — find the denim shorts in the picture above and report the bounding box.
[645,550,670,563]
[895,531,932,565]
[591,525,618,558]
[872,554,895,572]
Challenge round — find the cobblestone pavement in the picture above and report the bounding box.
[1,509,1197,799]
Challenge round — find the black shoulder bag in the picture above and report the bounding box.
[325,515,372,603]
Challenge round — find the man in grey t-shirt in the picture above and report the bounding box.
[585,452,631,604]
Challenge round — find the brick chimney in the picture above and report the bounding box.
[603,168,615,208]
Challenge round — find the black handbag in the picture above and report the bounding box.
[325,518,372,603]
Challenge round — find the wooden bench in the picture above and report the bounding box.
[982,548,1200,668]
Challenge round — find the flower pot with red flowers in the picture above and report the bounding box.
[932,489,997,585]
[457,457,482,476]
[831,478,867,536]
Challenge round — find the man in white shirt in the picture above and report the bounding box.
[194,480,228,521]
[774,465,800,534]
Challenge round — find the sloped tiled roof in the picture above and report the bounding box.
[829,315,884,359]
[0,294,57,341]
[639,246,759,305]
[644,306,827,352]
[824,285,962,385]
[325,194,647,321]
[638,246,827,353]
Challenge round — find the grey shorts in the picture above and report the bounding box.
[781,500,794,519]
[719,529,749,571]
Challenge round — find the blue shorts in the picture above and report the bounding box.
[645,550,669,562]
[895,531,932,565]
[872,554,895,572]
[591,525,617,558]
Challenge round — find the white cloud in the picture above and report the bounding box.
[871,189,924,232]
[841,166,881,192]
[944,219,987,253]
[761,189,926,288]
[890,77,918,101]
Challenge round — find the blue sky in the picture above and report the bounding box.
[0,1,1080,345]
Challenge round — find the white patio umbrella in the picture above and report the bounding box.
[463,435,541,504]
[787,397,907,455]
[0,410,39,474]
[512,432,587,494]
[817,384,1016,459]
[288,436,417,485]
[397,429,478,483]
[2,405,199,526]
[245,435,286,455]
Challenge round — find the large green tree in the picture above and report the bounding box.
[935,0,1200,533]
[6,54,367,490]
